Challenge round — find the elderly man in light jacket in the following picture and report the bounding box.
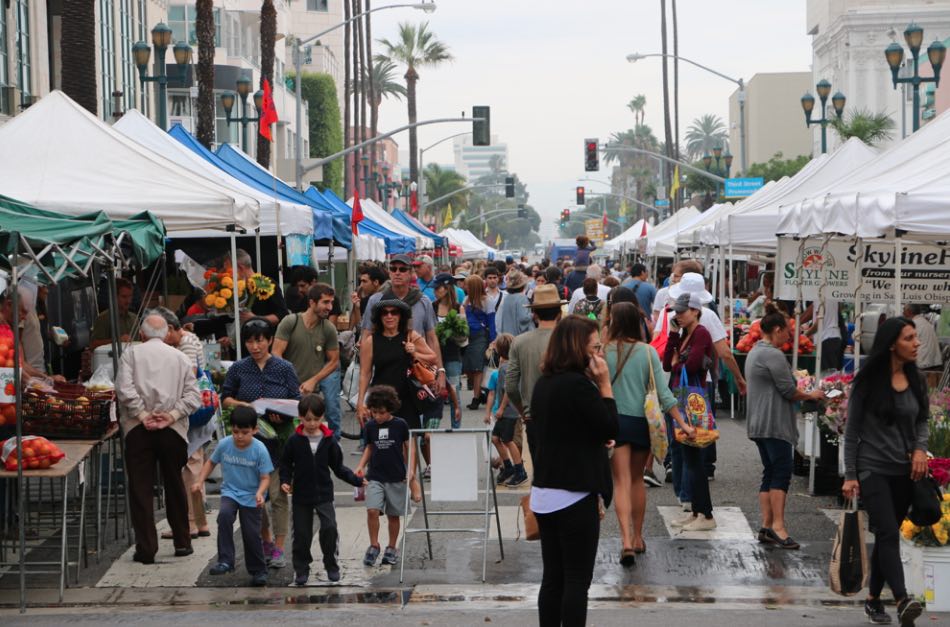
[116,312,201,564]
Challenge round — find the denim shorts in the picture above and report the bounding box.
[753,438,793,492]
[616,414,650,450]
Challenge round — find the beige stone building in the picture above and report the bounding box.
[728,72,814,172]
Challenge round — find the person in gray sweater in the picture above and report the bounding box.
[842,317,929,627]
[744,305,823,550]
[495,270,535,337]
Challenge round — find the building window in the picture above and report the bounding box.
[169,5,221,47]
[99,0,116,119]
[14,0,31,100]
[306,0,328,12]
[119,0,138,113]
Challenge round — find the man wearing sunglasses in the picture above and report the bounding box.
[361,255,444,399]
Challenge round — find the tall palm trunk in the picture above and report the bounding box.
[256,0,276,168]
[356,0,370,198]
[195,0,215,149]
[659,0,673,205]
[672,0,680,210]
[406,68,418,183]
[351,0,362,196]
[61,0,98,115]
[365,0,377,198]
[343,0,351,197]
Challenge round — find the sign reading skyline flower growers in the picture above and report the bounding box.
[777,238,950,304]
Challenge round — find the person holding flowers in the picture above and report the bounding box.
[224,249,288,326]
[842,317,929,627]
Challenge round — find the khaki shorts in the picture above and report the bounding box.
[366,480,408,516]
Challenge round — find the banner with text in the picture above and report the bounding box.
[585,218,605,248]
[777,238,950,304]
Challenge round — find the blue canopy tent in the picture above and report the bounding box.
[392,208,448,248]
[305,187,415,254]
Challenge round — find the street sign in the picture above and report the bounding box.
[654,199,670,208]
[724,177,765,198]
[584,218,605,248]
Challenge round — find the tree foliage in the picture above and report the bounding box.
[293,72,343,194]
[746,152,811,183]
[684,114,729,161]
[830,108,895,146]
[423,163,468,220]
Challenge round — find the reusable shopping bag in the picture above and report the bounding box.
[671,367,719,448]
[829,497,868,596]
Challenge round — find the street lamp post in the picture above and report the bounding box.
[627,52,747,174]
[293,3,436,191]
[221,78,264,153]
[702,145,733,198]
[800,79,846,154]
[132,23,192,130]
[377,163,399,212]
[885,23,946,132]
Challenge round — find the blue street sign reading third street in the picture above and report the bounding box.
[654,199,670,208]
[724,177,765,198]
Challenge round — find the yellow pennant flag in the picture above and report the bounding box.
[495,233,502,247]
[619,199,627,216]
[670,164,681,199]
[442,203,454,228]
[483,221,489,237]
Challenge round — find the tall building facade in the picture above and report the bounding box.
[728,72,813,170]
[806,0,950,151]
[453,134,507,182]
[287,0,344,114]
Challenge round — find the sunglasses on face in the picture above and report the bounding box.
[243,319,270,331]
[389,265,410,273]
[381,308,401,317]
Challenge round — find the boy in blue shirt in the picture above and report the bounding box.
[483,333,527,487]
[193,406,273,586]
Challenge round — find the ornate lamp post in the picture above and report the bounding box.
[885,23,946,132]
[800,79,846,154]
[132,23,192,130]
[702,145,732,199]
[377,163,398,212]
[221,77,263,153]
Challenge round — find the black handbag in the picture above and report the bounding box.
[908,474,943,526]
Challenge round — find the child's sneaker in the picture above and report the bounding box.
[269,546,286,569]
[294,571,309,586]
[363,545,380,566]
[505,470,529,487]
[209,562,234,576]
[263,540,276,566]
[496,465,514,484]
[381,546,399,565]
[250,572,268,587]
[327,569,341,582]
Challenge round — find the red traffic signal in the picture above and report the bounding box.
[584,138,599,172]
[576,186,585,205]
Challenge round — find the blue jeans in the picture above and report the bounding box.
[445,360,463,429]
[319,367,342,441]
[665,413,692,503]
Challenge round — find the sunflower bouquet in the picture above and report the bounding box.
[202,268,246,314]
[243,273,275,310]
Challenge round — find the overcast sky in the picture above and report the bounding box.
[370,0,814,243]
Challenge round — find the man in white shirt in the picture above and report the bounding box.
[567,264,611,314]
[905,304,943,369]
[803,299,843,371]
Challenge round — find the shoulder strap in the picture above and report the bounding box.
[292,313,300,334]
[610,342,636,384]
[494,293,503,312]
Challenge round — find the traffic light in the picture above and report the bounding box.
[584,138,599,172]
[473,106,491,146]
[576,186,585,205]
[517,204,527,219]
[559,208,571,226]
[505,176,515,198]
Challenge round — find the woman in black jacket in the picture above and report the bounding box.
[842,317,929,626]
[530,315,618,627]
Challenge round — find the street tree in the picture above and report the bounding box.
[293,72,343,194]
[685,114,729,161]
[423,163,468,224]
[746,152,810,182]
[377,22,453,184]
[830,108,895,147]
[627,95,646,127]
[194,0,215,149]
[256,0,277,168]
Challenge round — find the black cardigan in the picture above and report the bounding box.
[279,429,362,505]
[530,371,619,506]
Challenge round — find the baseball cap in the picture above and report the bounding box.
[389,254,412,266]
[412,254,434,267]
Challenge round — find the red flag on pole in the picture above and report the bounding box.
[351,186,364,236]
[640,220,648,237]
[259,78,279,142]
[410,189,419,216]
[602,207,608,231]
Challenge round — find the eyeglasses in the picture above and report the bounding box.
[389,265,410,273]
[381,308,401,316]
[243,319,270,331]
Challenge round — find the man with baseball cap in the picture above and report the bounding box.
[412,255,438,302]
[505,283,566,456]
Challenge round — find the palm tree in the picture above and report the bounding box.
[361,59,406,157]
[685,114,729,161]
[343,0,352,197]
[194,0,215,149]
[659,0,674,199]
[423,163,468,225]
[627,95,646,127]
[61,0,98,115]
[830,109,895,146]
[377,22,453,183]
[256,0,277,168]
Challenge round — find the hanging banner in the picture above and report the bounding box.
[777,238,950,304]
[585,219,605,248]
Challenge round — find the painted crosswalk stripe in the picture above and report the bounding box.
[96,512,225,588]
[657,505,754,540]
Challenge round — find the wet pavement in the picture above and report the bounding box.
[1,398,948,623]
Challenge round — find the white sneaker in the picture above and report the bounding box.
[670,513,697,527]
[681,501,691,512]
[683,516,717,532]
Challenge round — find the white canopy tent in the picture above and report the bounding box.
[114,109,312,237]
[351,198,435,250]
[603,218,650,252]
[0,91,260,232]
[778,107,950,240]
[639,207,701,256]
[441,228,494,259]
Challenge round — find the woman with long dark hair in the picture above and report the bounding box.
[433,273,465,428]
[842,317,928,626]
[462,274,494,409]
[745,305,825,549]
[530,315,618,626]
[605,302,691,566]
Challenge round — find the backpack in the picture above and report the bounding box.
[575,297,603,319]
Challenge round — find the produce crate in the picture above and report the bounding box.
[20,389,115,440]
